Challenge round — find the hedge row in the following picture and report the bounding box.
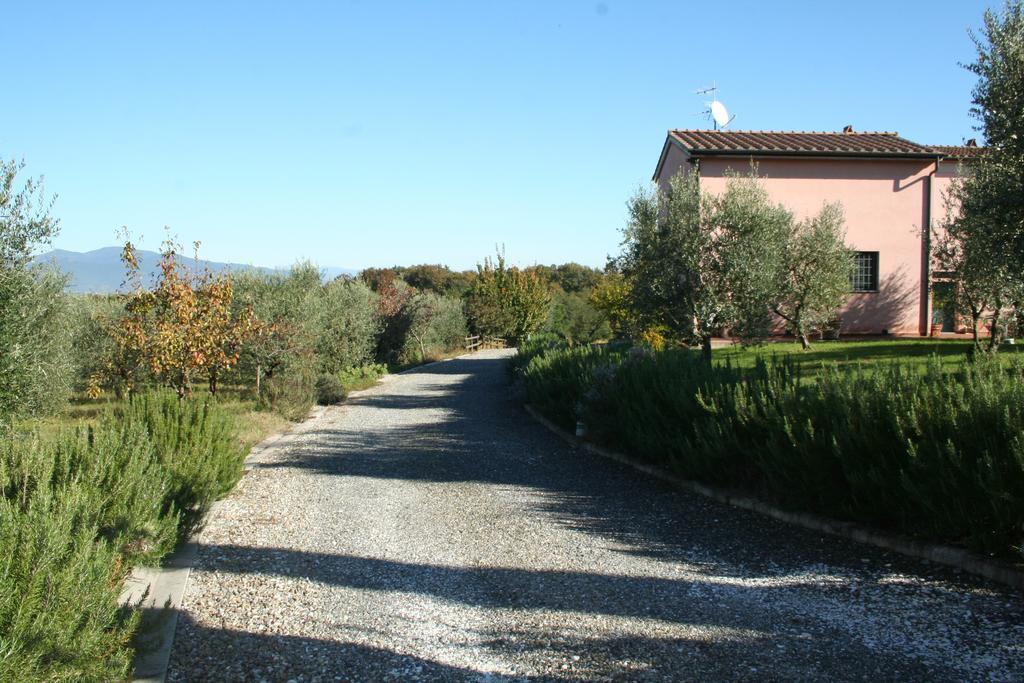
[0,393,245,681]
[518,344,1024,559]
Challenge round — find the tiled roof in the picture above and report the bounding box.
[929,144,987,160]
[667,130,939,157]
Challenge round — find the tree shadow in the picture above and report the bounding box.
[840,269,920,336]
[167,352,1024,680]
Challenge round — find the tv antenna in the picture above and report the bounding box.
[696,82,735,130]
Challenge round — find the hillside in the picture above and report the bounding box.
[32,248,356,293]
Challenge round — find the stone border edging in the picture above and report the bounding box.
[125,401,333,682]
[522,404,1024,591]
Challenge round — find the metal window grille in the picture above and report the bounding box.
[851,252,879,292]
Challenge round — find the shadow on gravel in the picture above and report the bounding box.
[183,543,846,629]
[261,355,1003,588]
[172,354,1024,681]
[163,611,517,682]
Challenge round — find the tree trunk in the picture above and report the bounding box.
[798,330,812,350]
[987,298,1003,354]
[209,369,219,396]
[255,363,262,399]
[700,335,713,365]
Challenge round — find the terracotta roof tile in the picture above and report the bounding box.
[929,144,987,160]
[668,130,938,157]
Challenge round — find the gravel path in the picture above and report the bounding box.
[166,350,1023,682]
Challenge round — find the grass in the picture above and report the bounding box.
[519,337,1024,559]
[712,338,1023,375]
[21,387,291,453]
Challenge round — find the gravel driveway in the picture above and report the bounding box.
[166,349,1023,682]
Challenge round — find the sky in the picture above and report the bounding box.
[1,1,990,272]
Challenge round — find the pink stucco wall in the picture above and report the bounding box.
[656,146,942,336]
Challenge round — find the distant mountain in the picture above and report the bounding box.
[32,247,358,293]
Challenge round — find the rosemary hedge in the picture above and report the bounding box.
[521,344,1024,559]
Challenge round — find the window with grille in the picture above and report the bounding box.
[851,252,879,292]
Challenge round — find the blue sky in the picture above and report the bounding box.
[2,1,988,271]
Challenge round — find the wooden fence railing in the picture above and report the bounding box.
[464,335,507,351]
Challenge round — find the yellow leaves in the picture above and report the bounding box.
[107,240,262,396]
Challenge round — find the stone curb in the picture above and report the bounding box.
[523,404,1024,591]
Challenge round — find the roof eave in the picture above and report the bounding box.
[686,149,943,161]
[653,135,689,181]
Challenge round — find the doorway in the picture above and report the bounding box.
[932,282,956,333]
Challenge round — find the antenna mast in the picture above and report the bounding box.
[696,82,735,130]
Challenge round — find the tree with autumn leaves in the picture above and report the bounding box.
[109,239,258,398]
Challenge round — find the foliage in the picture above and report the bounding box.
[315,374,347,405]
[466,250,551,345]
[360,264,475,298]
[316,277,379,374]
[588,270,640,339]
[0,160,72,427]
[545,290,611,346]
[525,262,604,293]
[0,392,244,680]
[115,240,256,397]
[942,1,1024,350]
[374,276,416,365]
[402,291,467,363]
[933,185,1021,350]
[0,266,75,425]
[618,170,791,361]
[336,363,389,392]
[521,343,1024,558]
[771,203,855,349]
[233,263,321,407]
[0,158,58,269]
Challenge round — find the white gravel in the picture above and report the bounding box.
[166,349,1024,681]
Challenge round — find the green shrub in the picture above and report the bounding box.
[317,279,379,374]
[116,393,246,541]
[0,393,248,679]
[337,363,388,392]
[315,374,346,405]
[0,423,176,680]
[525,347,1024,558]
[261,365,316,422]
[522,344,625,430]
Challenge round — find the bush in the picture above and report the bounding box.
[545,290,611,346]
[317,279,379,374]
[0,423,173,679]
[261,365,316,422]
[400,292,467,364]
[0,266,75,425]
[521,344,625,430]
[524,347,1024,558]
[337,363,388,392]
[118,393,247,540]
[315,374,347,405]
[0,393,247,679]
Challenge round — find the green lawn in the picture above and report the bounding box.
[712,338,1023,375]
[21,387,291,452]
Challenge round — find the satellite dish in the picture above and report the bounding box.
[710,100,730,128]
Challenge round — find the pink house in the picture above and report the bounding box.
[653,129,983,336]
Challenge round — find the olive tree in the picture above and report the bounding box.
[772,203,855,349]
[943,1,1024,349]
[0,159,73,423]
[618,170,790,362]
